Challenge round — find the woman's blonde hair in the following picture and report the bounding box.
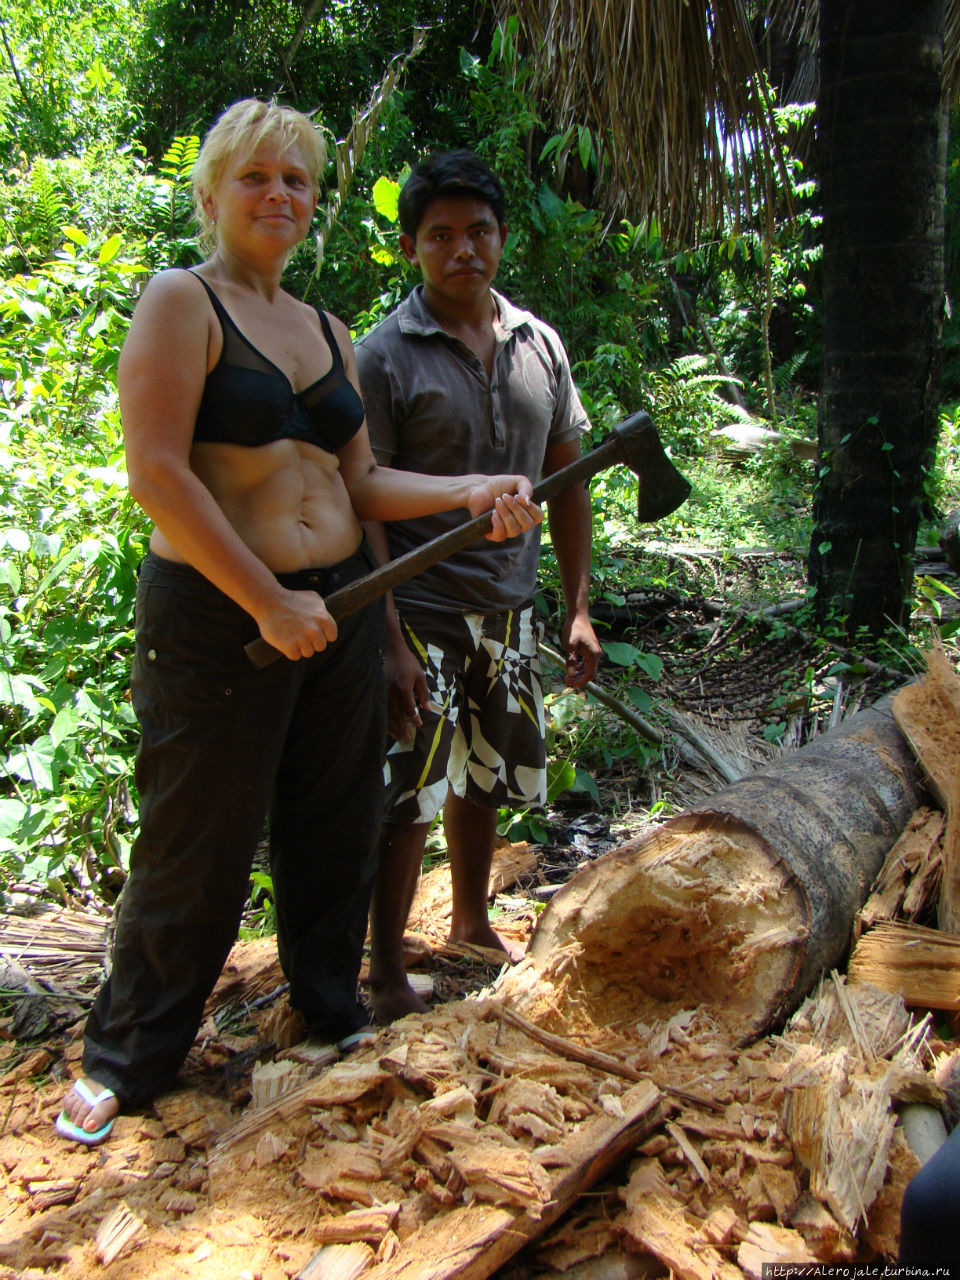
[192,99,327,253]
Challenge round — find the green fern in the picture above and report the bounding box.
[773,350,809,392]
[26,163,68,257]
[159,135,200,183]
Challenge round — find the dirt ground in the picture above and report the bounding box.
[2,554,957,1280]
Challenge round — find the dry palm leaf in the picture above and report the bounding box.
[496,0,785,242]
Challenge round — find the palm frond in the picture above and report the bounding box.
[497,0,787,244]
[771,0,960,105]
[314,27,427,271]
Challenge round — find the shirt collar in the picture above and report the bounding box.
[397,285,533,339]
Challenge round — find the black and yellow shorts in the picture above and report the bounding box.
[383,600,546,825]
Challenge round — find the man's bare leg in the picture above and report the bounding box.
[368,821,432,1024]
[444,791,524,961]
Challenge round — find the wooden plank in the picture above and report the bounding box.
[848,920,960,1010]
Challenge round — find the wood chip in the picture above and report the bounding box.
[737,1222,817,1277]
[299,1241,376,1280]
[94,1199,147,1266]
[313,1204,400,1245]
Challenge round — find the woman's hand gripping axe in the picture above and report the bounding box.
[245,410,690,668]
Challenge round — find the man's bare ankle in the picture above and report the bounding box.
[370,976,428,1024]
[448,922,525,963]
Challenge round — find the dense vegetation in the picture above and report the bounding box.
[0,0,957,909]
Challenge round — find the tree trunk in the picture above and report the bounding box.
[939,506,960,571]
[808,0,946,637]
[523,698,922,1042]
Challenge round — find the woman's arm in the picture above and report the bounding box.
[328,314,543,537]
[120,272,337,658]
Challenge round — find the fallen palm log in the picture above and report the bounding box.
[510,696,922,1042]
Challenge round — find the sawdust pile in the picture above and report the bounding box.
[0,971,946,1280]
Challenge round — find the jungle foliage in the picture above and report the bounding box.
[0,0,956,906]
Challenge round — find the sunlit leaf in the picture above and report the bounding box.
[547,758,576,801]
[98,235,123,265]
[372,176,401,223]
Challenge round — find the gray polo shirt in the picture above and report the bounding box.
[355,285,589,613]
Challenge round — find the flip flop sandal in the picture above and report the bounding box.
[337,1028,377,1053]
[55,1079,118,1145]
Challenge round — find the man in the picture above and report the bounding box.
[357,150,602,1024]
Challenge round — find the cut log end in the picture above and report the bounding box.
[519,818,807,1042]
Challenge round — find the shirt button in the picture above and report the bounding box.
[147,649,157,661]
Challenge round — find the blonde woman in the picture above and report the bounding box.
[56,99,540,1144]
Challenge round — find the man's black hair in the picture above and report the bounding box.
[397,150,506,239]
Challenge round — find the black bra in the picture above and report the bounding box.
[190,272,365,452]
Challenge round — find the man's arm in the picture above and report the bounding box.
[542,437,603,688]
[362,520,430,742]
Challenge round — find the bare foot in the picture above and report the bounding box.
[369,975,429,1025]
[60,1076,120,1136]
[448,922,526,963]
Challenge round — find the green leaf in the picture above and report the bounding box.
[0,558,22,594]
[627,686,653,714]
[0,797,28,838]
[17,297,49,324]
[602,640,641,667]
[571,767,600,803]
[459,47,480,75]
[527,817,549,844]
[372,177,401,224]
[249,870,274,894]
[636,652,663,682]
[546,758,576,801]
[537,185,566,221]
[22,543,87,619]
[98,235,123,265]
[49,705,80,748]
[62,226,89,247]
[85,58,115,92]
[5,740,57,791]
[578,125,592,171]
[4,528,31,552]
[0,673,48,713]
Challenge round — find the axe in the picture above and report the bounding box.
[245,410,690,668]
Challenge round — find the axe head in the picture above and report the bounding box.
[612,410,692,523]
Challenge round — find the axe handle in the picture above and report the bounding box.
[244,411,651,669]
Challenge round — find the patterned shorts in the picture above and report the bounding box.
[383,601,546,825]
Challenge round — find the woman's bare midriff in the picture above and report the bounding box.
[149,438,364,572]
